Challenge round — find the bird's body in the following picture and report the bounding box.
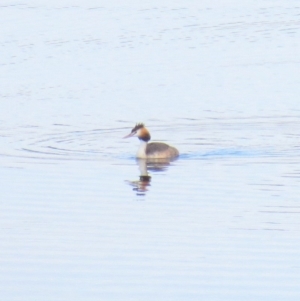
[124,123,179,159]
[137,140,179,159]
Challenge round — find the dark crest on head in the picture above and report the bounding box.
[131,123,144,133]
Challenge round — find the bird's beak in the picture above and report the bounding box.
[123,132,136,139]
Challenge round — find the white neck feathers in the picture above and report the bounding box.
[136,140,148,158]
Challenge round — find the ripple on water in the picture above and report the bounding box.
[179,149,269,160]
[0,126,128,165]
[1,116,300,167]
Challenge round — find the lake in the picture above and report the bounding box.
[1,1,300,300]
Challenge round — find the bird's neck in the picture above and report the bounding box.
[137,140,148,158]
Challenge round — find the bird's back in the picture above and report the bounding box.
[146,142,179,158]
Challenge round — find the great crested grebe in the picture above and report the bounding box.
[123,123,179,159]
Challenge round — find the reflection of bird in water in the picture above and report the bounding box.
[125,176,151,196]
[123,123,179,159]
[125,158,176,196]
[125,159,152,195]
[137,158,171,174]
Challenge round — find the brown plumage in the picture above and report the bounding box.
[146,142,179,157]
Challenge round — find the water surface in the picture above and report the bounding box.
[1,1,300,300]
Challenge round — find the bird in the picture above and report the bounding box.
[123,123,179,159]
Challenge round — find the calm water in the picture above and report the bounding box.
[1,1,300,300]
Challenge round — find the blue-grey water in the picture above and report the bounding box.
[1,1,300,300]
